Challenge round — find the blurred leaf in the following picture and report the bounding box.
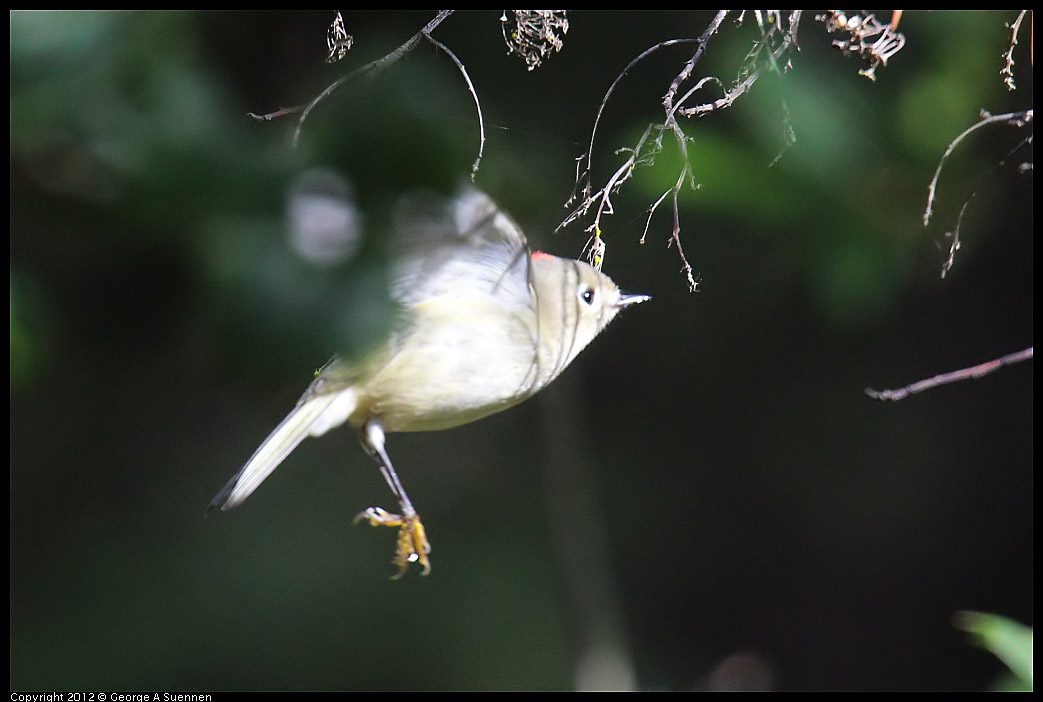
[10,273,50,393]
[955,611,1033,690]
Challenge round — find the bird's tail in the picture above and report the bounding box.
[207,390,356,512]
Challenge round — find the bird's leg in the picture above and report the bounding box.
[353,418,431,577]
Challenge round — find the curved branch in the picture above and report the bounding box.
[923,109,1033,227]
[424,32,486,180]
[288,10,455,147]
[580,38,700,193]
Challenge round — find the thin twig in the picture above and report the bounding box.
[668,171,698,290]
[424,33,485,180]
[562,11,802,289]
[934,132,1033,276]
[287,10,455,147]
[866,347,1033,401]
[662,11,731,115]
[662,120,698,291]
[667,76,724,120]
[561,12,733,277]
[641,188,672,244]
[1001,10,1029,91]
[572,37,700,207]
[248,105,304,121]
[660,10,799,291]
[563,122,662,250]
[940,193,975,279]
[923,109,1033,227]
[678,11,801,117]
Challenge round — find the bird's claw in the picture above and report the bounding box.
[354,507,431,578]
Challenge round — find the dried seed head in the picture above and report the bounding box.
[500,10,569,71]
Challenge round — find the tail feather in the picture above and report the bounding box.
[208,393,345,512]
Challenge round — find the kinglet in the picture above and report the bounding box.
[209,188,649,576]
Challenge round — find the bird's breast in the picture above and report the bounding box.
[354,299,542,432]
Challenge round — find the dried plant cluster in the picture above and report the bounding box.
[500,10,569,71]
[816,10,905,81]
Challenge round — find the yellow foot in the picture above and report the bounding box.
[353,507,431,578]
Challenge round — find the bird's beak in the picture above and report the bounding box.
[616,292,651,308]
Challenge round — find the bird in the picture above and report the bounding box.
[208,186,649,577]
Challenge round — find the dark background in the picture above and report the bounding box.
[11,11,1032,691]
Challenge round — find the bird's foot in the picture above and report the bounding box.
[354,507,431,578]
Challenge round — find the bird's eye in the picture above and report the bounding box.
[580,287,595,305]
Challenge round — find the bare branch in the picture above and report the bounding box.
[251,11,490,179]
[291,10,455,147]
[676,10,800,118]
[571,37,700,210]
[669,75,726,119]
[940,193,975,279]
[561,122,662,245]
[668,170,698,291]
[561,12,734,274]
[1001,10,1029,91]
[930,125,1032,277]
[641,188,672,245]
[424,33,486,181]
[923,109,1034,228]
[239,12,458,139]
[562,11,804,289]
[662,10,732,114]
[249,105,303,122]
[866,348,1033,401]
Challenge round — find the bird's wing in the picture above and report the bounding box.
[390,188,533,311]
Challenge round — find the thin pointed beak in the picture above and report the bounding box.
[616,292,651,308]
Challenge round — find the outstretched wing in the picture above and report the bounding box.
[391,188,534,311]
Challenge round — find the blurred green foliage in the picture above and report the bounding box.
[955,611,1033,691]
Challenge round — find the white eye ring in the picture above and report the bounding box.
[580,287,595,305]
